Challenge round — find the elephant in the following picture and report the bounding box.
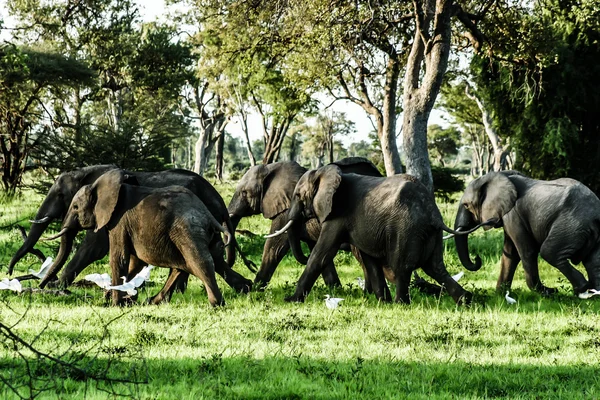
[271,164,483,304]
[454,171,599,295]
[228,157,385,290]
[8,164,251,301]
[45,169,228,306]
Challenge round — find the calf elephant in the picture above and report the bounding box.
[228,157,384,289]
[272,165,482,304]
[47,169,228,306]
[454,171,599,295]
[10,164,250,300]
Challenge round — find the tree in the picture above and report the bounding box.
[0,45,94,192]
[300,112,354,168]
[427,124,460,167]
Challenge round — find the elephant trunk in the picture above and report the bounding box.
[39,228,77,289]
[223,216,237,268]
[8,218,53,275]
[454,204,482,271]
[287,202,309,265]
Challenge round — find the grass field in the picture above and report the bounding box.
[1,182,600,399]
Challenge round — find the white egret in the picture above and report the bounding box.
[451,271,464,282]
[505,291,517,305]
[325,294,344,309]
[578,289,600,299]
[28,257,53,279]
[84,273,112,289]
[0,278,22,293]
[356,277,366,290]
[107,277,138,296]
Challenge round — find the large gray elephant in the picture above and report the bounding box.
[47,169,227,306]
[228,157,384,289]
[454,171,598,295]
[9,165,251,300]
[272,165,482,304]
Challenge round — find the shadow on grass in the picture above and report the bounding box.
[2,355,599,399]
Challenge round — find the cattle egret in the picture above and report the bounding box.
[0,278,22,293]
[84,273,112,289]
[325,294,344,309]
[505,291,517,304]
[28,257,53,279]
[578,289,600,299]
[356,277,366,290]
[451,271,464,282]
[107,277,138,296]
[106,265,154,296]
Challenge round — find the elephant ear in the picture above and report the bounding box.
[92,169,125,232]
[312,164,342,223]
[261,161,306,219]
[480,172,517,226]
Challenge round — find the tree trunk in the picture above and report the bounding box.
[401,0,453,191]
[238,111,256,166]
[262,116,293,164]
[215,132,225,181]
[465,84,506,171]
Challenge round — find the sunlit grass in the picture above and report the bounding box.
[1,181,600,399]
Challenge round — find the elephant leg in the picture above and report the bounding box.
[53,230,110,289]
[146,269,181,305]
[582,247,600,291]
[253,216,294,290]
[411,271,444,297]
[394,268,413,304]
[351,246,373,293]
[307,241,342,289]
[420,244,471,305]
[285,226,343,303]
[540,235,589,294]
[359,251,391,302]
[510,232,555,294]
[108,236,130,307]
[496,234,521,293]
[211,238,252,293]
[179,242,224,307]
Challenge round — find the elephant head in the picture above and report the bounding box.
[454,172,517,271]
[8,165,117,275]
[228,161,307,230]
[285,164,343,264]
[39,170,130,287]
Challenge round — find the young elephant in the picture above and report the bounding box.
[49,169,227,306]
[273,165,480,304]
[454,171,599,295]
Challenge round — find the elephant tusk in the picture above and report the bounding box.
[40,227,69,241]
[443,227,463,240]
[264,219,294,239]
[29,216,50,224]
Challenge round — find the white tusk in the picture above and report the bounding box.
[443,227,463,240]
[41,227,69,241]
[264,219,294,239]
[29,216,50,224]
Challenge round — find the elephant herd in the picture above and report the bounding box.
[6,158,600,306]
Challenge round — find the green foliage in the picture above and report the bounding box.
[472,0,600,192]
[428,124,461,167]
[431,166,465,201]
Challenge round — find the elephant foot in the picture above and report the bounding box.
[454,291,473,306]
[253,280,268,292]
[411,277,444,298]
[284,295,305,303]
[229,278,252,294]
[536,286,558,296]
[45,279,66,290]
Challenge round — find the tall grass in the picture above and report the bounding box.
[1,182,599,399]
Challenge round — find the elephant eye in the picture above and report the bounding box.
[73,204,79,210]
[241,190,247,197]
[463,203,470,210]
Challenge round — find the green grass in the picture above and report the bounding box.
[1,182,600,399]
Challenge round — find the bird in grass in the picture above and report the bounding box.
[84,273,112,289]
[505,291,517,305]
[325,294,344,309]
[356,277,366,290]
[578,289,600,299]
[28,257,53,279]
[0,278,22,293]
[451,271,464,282]
[107,265,154,296]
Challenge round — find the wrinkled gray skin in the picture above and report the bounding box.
[53,169,227,306]
[454,171,599,294]
[10,165,250,300]
[284,165,471,304]
[228,158,395,290]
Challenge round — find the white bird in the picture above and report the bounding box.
[325,294,344,309]
[107,277,137,296]
[578,289,600,300]
[505,291,517,305]
[356,277,366,290]
[84,273,112,289]
[451,271,464,282]
[29,257,53,279]
[0,278,22,293]
[106,265,154,296]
